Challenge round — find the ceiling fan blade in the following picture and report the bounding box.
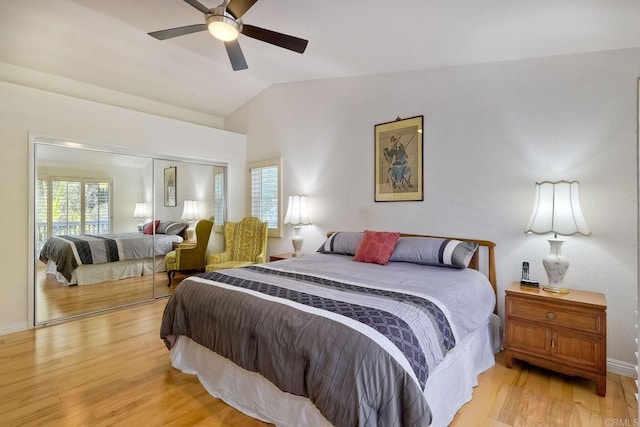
[242,25,308,54]
[148,24,207,40]
[183,0,210,14]
[225,39,248,71]
[226,0,258,19]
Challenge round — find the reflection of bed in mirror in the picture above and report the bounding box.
[39,221,186,286]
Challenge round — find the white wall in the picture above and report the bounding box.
[153,159,214,223]
[227,48,640,368]
[0,80,247,334]
[153,158,226,253]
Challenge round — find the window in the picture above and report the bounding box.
[213,166,226,228]
[84,181,111,234]
[35,179,48,254]
[36,176,112,253]
[249,158,282,237]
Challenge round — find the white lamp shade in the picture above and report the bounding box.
[181,200,199,221]
[525,181,591,236]
[283,195,311,226]
[133,202,149,219]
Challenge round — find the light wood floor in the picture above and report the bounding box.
[1,299,636,426]
[36,263,192,323]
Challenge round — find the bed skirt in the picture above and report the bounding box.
[169,314,502,427]
[46,256,167,286]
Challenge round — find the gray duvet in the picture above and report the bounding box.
[160,254,495,427]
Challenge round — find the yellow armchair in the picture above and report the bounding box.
[166,219,213,286]
[205,217,268,272]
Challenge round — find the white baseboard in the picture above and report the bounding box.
[608,358,637,378]
[0,321,29,336]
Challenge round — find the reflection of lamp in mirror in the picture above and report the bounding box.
[525,180,591,294]
[181,200,199,240]
[283,195,311,257]
[133,202,149,231]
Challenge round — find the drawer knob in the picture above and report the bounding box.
[546,312,556,319]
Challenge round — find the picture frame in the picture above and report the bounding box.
[374,115,424,202]
[164,166,177,207]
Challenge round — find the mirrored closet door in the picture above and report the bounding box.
[33,141,227,324]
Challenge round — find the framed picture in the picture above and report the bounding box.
[164,166,177,207]
[374,115,424,202]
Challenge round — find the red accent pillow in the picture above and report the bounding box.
[353,230,401,265]
[143,220,160,235]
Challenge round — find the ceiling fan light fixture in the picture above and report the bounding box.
[150,0,308,71]
[206,10,241,42]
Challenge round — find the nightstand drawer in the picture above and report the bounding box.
[506,297,603,334]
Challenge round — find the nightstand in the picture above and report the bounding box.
[269,253,295,262]
[504,282,607,396]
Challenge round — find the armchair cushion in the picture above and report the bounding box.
[207,251,231,265]
[165,250,177,266]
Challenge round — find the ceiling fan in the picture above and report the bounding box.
[148,0,308,71]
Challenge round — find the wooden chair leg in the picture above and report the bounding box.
[167,270,173,287]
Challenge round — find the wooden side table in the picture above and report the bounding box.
[504,282,607,396]
[269,253,295,262]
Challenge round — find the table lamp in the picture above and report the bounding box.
[283,195,311,257]
[524,180,591,293]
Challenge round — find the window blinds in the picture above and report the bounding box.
[250,165,279,229]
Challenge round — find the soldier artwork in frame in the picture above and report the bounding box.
[374,115,424,202]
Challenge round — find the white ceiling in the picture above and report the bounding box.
[2,0,640,119]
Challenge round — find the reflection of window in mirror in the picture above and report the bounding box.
[213,166,226,231]
[35,176,112,255]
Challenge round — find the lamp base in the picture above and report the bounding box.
[542,285,570,294]
[291,226,303,257]
[541,238,571,294]
[543,237,569,278]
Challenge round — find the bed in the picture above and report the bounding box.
[39,221,186,286]
[161,232,499,427]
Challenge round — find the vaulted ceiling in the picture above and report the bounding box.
[2,0,639,120]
